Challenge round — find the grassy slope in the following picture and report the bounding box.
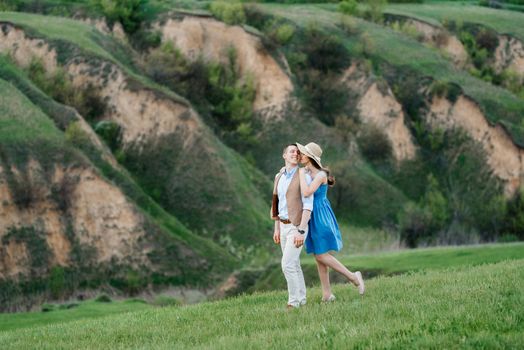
[0,258,522,348]
[264,4,524,146]
[313,241,524,272]
[0,78,63,144]
[253,242,524,292]
[337,224,400,255]
[385,2,524,42]
[2,243,520,335]
[0,299,153,332]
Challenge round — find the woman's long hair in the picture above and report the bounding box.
[310,158,335,186]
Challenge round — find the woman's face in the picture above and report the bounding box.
[299,154,310,165]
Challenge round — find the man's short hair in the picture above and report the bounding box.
[282,143,297,154]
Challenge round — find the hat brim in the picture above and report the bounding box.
[296,142,323,168]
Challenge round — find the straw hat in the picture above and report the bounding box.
[296,142,323,168]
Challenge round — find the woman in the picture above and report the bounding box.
[297,142,365,301]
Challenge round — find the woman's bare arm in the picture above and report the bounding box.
[299,169,326,197]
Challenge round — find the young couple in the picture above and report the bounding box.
[271,142,365,309]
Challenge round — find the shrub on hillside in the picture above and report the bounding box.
[74,83,108,121]
[243,4,297,48]
[428,80,462,103]
[398,202,432,248]
[302,26,350,73]
[401,171,462,247]
[3,168,34,209]
[91,0,147,34]
[130,29,162,52]
[338,16,359,35]
[329,159,405,226]
[420,174,449,230]
[142,42,257,153]
[65,121,90,147]
[94,120,122,152]
[456,26,504,86]
[474,27,499,53]
[357,123,392,163]
[49,266,66,299]
[110,270,145,295]
[436,220,481,246]
[502,186,524,240]
[289,26,351,122]
[299,70,348,125]
[209,1,246,25]
[358,31,376,57]
[500,69,523,95]
[26,58,107,122]
[498,233,518,243]
[361,0,387,24]
[430,130,505,241]
[338,0,359,16]
[390,102,506,244]
[2,227,51,274]
[391,72,426,120]
[270,24,295,45]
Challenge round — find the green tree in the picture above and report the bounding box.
[209,1,246,25]
[49,266,66,299]
[339,0,359,16]
[362,0,387,23]
[420,174,449,230]
[92,0,148,34]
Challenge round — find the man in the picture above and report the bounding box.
[271,143,313,309]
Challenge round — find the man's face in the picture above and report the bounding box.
[283,145,299,165]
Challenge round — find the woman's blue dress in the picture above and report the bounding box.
[305,183,343,255]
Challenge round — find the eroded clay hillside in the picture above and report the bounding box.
[0,71,234,311]
[0,18,272,247]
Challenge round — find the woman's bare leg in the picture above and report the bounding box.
[315,257,332,300]
[315,253,359,286]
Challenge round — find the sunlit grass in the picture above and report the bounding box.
[0,299,153,332]
[1,259,522,349]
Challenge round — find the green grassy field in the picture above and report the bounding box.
[252,242,524,292]
[1,257,522,349]
[312,241,524,272]
[263,4,524,145]
[0,299,153,333]
[2,242,520,343]
[338,224,400,255]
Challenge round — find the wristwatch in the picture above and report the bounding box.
[298,229,306,235]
